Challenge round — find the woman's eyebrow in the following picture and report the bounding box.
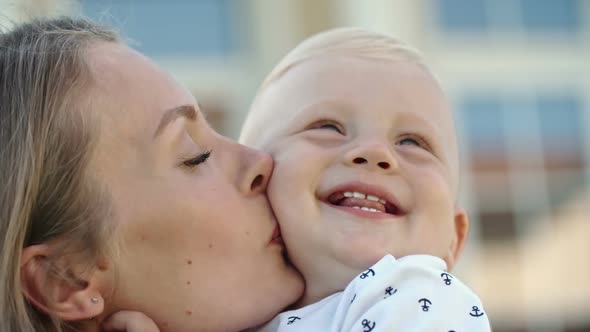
[153,105,198,138]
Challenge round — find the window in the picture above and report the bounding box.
[521,0,580,33]
[537,94,585,169]
[435,0,582,36]
[436,0,488,32]
[80,0,238,56]
[460,95,507,172]
[459,93,586,172]
[458,91,587,238]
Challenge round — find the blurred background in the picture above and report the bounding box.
[1,1,588,331]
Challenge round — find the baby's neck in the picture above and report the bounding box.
[292,261,361,308]
[292,281,339,308]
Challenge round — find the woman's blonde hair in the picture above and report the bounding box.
[0,17,119,332]
[240,27,433,143]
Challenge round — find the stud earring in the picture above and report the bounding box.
[90,297,99,304]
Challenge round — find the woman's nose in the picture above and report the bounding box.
[344,140,397,172]
[225,137,273,195]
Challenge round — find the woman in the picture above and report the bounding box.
[0,17,303,331]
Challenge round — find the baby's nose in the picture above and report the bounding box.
[344,141,397,172]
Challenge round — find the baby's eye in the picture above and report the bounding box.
[308,119,345,135]
[319,123,341,132]
[399,137,420,146]
[397,135,432,152]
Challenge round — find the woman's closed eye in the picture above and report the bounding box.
[183,149,212,168]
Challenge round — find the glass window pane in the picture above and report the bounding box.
[537,94,585,169]
[460,96,507,171]
[520,0,581,33]
[436,0,489,32]
[503,98,543,170]
[81,0,237,56]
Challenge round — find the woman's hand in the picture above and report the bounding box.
[101,311,160,332]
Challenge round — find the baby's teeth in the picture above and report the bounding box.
[352,192,366,199]
[349,206,382,213]
[341,191,387,206]
[355,207,382,213]
[367,195,380,202]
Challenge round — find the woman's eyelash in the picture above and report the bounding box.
[183,150,212,167]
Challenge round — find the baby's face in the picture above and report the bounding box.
[244,55,467,284]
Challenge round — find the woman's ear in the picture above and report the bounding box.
[20,244,105,321]
[444,208,469,271]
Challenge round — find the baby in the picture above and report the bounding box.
[239,28,490,331]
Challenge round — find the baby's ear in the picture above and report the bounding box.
[20,244,105,321]
[444,208,469,271]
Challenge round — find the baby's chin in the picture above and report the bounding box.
[326,249,390,281]
[330,243,390,266]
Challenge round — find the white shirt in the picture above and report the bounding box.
[258,255,490,332]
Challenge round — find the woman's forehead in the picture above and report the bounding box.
[87,43,196,135]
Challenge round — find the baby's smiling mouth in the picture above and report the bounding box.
[326,191,404,216]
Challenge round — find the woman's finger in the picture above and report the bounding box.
[101,310,160,332]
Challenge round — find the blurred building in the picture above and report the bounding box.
[1,1,588,331]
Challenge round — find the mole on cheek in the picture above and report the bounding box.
[208,243,213,249]
[186,281,191,285]
[186,259,192,265]
[185,310,192,316]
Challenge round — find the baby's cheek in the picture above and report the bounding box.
[418,168,454,196]
[266,161,301,217]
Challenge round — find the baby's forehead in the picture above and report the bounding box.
[266,63,448,114]
[243,56,453,139]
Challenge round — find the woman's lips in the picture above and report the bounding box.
[270,224,283,244]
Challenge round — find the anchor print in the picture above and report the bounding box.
[360,268,375,279]
[361,319,376,332]
[440,272,453,285]
[286,316,301,325]
[384,286,397,298]
[469,306,484,317]
[418,298,432,311]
